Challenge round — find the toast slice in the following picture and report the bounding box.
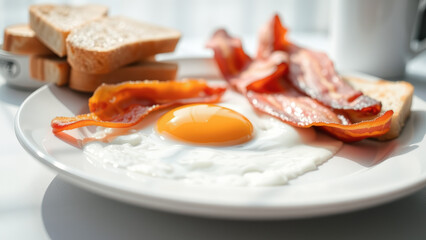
[29,4,108,57]
[343,76,414,141]
[69,61,178,92]
[66,16,181,74]
[30,55,70,86]
[3,24,54,55]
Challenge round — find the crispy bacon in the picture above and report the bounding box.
[257,14,297,58]
[319,111,393,142]
[206,29,251,80]
[207,28,393,142]
[244,74,393,142]
[242,63,393,142]
[51,80,226,133]
[247,89,393,142]
[230,52,288,94]
[257,14,381,115]
[288,49,382,115]
[246,85,350,127]
[206,29,289,94]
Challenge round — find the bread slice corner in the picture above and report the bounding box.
[343,76,414,141]
[3,24,54,55]
[29,4,108,57]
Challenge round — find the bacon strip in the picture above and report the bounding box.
[246,86,350,127]
[257,14,381,115]
[207,28,393,142]
[51,80,226,133]
[230,52,288,94]
[257,14,292,60]
[244,73,393,142]
[319,112,393,142]
[206,28,289,94]
[288,49,381,115]
[247,90,393,142]
[206,29,251,80]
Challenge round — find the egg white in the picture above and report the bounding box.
[84,89,342,187]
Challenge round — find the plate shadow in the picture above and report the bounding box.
[42,177,426,240]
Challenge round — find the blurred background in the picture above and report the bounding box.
[0,0,331,43]
[0,0,424,75]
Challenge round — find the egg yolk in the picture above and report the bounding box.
[157,104,253,146]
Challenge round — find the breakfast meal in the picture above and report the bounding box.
[4,5,413,186]
[51,78,342,186]
[51,80,227,133]
[206,15,413,143]
[46,12,415,186]
[82,87,342,186]
[2,4,180,90]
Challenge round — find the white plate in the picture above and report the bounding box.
[15,57,426,219]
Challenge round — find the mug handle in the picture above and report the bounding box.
[411,0,426,53]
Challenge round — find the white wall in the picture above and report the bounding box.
[0,0,330,42]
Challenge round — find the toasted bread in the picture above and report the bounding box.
[3,24,54,55]
[29,4,108,57]
[343,76,414,141]
[66,16,181,74]
[30,55,70,86]
[69,61,178,92]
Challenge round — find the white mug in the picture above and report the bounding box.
[330,0,426,79]
[0,45,45,89]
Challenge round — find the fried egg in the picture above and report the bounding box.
[84,89,342,187]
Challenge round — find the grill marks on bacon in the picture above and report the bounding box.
[51,80,226,133]
[207,23,393,142]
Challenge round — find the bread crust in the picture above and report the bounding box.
[343,76,414,141]
[66,17,181,74]
[69,61,177,92]
[30,55,70,86]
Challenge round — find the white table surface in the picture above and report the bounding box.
[1,34,426,240]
